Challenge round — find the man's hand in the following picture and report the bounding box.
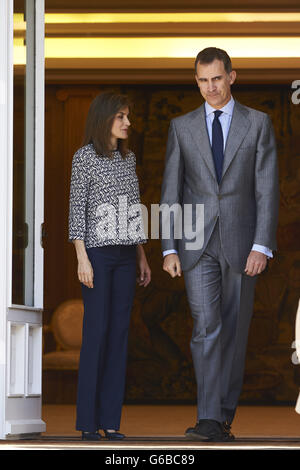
[244,250,267,277]
[163,254,182,278]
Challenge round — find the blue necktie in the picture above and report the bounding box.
[212,110,224,184]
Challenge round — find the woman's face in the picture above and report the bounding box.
[111,107,130,144]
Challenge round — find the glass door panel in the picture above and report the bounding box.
[12,0,44,308]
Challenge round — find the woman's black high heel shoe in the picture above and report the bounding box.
[82,431,102,441]
[103,430,125,440]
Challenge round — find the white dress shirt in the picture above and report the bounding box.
[163,96,273,259]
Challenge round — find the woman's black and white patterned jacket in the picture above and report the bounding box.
[68,143,147,248]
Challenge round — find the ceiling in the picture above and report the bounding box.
[13,1,300,84]
[42,0,300,12]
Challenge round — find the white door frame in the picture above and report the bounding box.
[0,0,46,439]
[0,0,14,441]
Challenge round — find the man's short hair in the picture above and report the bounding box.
[195,47,232,74]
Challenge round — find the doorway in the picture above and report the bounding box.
[0,0,46,438]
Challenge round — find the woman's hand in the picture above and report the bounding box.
[136,245,151,287]
[78,257,94,288]
[73,240,94,288]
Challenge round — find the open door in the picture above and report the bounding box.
[0,0,45,439]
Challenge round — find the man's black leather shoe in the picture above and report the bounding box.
[185,423,198,435]
[81,431,102,441]
[222,421,235,441]
[185,419,232,442]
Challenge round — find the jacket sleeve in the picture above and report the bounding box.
[254,114,279,250]
[160,119,184,252]
[68,149,90,242]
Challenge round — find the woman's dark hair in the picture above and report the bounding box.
[82,91,131,158]
[194,47,232,74]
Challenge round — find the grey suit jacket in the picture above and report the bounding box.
[160,99,279,273]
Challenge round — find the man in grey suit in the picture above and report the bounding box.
[160,47,279,441]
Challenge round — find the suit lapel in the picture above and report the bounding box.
[221,100,251,180]
[187,100,251,183]
[187,104,216,181]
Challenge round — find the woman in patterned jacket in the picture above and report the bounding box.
[68,92,151,441]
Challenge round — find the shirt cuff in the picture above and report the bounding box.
[163,249,178,257]
[252,244,273,259]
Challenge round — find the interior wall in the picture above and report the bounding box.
[42,82,300,404]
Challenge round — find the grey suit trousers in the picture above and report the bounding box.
[183,219,257,424]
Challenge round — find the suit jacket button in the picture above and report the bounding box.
[218,195,222,200]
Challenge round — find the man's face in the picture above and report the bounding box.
[195,59,236,109]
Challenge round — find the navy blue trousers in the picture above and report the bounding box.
[76,244,137,432]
